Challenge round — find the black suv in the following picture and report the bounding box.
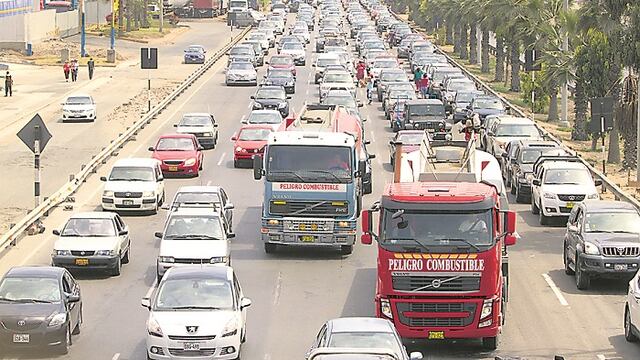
[563,200,640,290]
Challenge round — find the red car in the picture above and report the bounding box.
[148,134,204,176]
[267,54,296,77]
[231,124,274,168]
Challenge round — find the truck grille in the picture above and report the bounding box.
[392,274,481,292]
[114,192,142,198]
[270,200,348,217]
[283,219,334,233]
[396,302,476,328]
[557,194,585,201]
[602,246,640,257]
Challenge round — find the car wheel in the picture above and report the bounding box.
[72,306,82,335]
[564,245,574,275]
[515,185,525,203]
[340,245,353,255]
[122,246,130,264]
[482,336,498,350]
[56,326,71,355]
[531,197,540,215]
[510,181,516,195]
[575,253,590,290]
[539,207,550,226]
[233,159,240,168]
[626,307,638,342]
[264,242,277,254]
[111,254,122,277]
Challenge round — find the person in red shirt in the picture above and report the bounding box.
[356,61,366,87]
[418,73,430,98]
[63,61,70,82]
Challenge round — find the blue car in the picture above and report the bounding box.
[183,45,206,64]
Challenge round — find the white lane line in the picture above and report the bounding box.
[541,273,569,306]
[369,130,376,142]
[206,180,212,186]
[272,271,283,306]
[376,157,382,166]
[240,115,246,123]
[305,88,309,96]
[144,284,156,299]
[596,355,606,360]
[217,152,226,166]
[112,353,121,360]
[264,355,271,360]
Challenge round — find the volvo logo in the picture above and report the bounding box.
[17,320,26,327]
[431,279,442,289]
[186,326,198,334]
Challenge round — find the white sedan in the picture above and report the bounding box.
[62,94,96,122]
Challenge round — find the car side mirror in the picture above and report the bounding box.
[141,298,151,309]
[228,233,236,239]
[157,176,163,182]
[594,179,603,186]
[231,135,237,141]
[224,203,235,210]
[198,146,204,151]
[532,179,541,186]
[52,229,60,236]
[240,297,252,309]
[118,230,128,236]
[504,233,517,246]
[364,140,371,145]
[287,96,292,99]
[173,124,178,127]
[214,124,219,127]
[100,176,107,181]
[250,95,255,99]
[154,232,163,238]
[567,224,578,233]
[368,154,376,159]
[501,152,508,158]
[148,146,155,151]
[67,294,81,303]
[357,102,363,107]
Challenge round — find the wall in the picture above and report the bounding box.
[0,8,78,50]
[85,0,110,25]
[55,9,79,37]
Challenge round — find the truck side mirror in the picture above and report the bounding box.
[504,233,517,246]
[361,209,373,245]
[253,155,263,180]
[357,159,366,177]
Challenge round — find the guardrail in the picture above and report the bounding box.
[393,13,640,209]
[0,26,252,252]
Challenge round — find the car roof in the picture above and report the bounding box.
[170,206,223,217]
[5,266,65,279]
[582,199,637,212]
[240,123,276,130]
[164,265,233,282]
[182,113,211,117]
[541,160,587,170]
[68,93,92,98]
[406,99,442,105]
[69,211,117,219]
[317,53,341,59]
[158,133,195,139]
[328,317,394,333]
[496,116,535,125]
[176,185,222,193]
[113,158,159,167]
[258,85,285,90]
[250,109,282,115]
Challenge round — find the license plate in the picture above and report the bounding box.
[566,202,574,209]
[168,166,178,172]
[183,342,200,350]
[13,334,29,343]
[300,235,315,243]
[428,331,444,340]
[427,128,435,132]
[75,258,89,266]
[615,264,628,271]
[123,200,134,205]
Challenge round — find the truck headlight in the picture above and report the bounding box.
[380,298,393,319]
[158,256,175,263]
[147,315,163,337]
[337,221,349,227]
[587,193,599,199]
[142,191,155,197]
[584,242,600,255]
[47,313,67,327]
[55,250,71,256]
[210,256,229,264]
[543,192,556,199]
[480,298,493,320]
[184,158,197,166]
[96,250,116,256]
[103,190,114,197]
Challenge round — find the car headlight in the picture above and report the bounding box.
[47,313,67,327]
[526,173,534,182]
[254,102,263,108]
[480,298,493,320]
[55,250,71,256]
[210,256,229,264]
[278,103,287,108]
[584,241,600,255]
[142,191,155,197]
[236,146,244,152]
[158,256,175,263]
[587,193,599,199]
[103,190,114,197]
[221,317,238,337]
[380,298,393,319]
[498,143,505,149]
[96,250,116,256]
[147,315,163,337]
[184,158,197,166]
[204,132,213,137]
[543,192,556,199]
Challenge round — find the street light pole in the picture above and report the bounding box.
[636,75,640,182]
[110,0,115,49]
[80,0,86,57]
[159,0,163,33]
[560,0,569,126]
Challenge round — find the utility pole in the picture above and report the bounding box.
[159,0,163,33]
[110,0,116,49]
[560,0,569,126]
[636,75,640,182]
[80,0,86,57]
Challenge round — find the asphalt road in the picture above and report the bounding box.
[1,12,639,360]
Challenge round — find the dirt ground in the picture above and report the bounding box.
[0,39,128,66]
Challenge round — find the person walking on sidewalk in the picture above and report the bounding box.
[4,71,13,97]
[63,61,70,82]
[87,58,95,80]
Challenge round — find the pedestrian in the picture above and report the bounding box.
[87,57,95,80]
[71,59,79,82]
[418,73,429,99]
[4,71,12,97]
[413,67,424,87]
[63,61,70,82]
[366,76,374,104]
[356,61,366,87]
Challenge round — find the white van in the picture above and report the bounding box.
[228,0,248,12]
[100,158,165,214]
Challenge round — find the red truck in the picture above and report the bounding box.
[361,138,517,350]
[175,0,225,18]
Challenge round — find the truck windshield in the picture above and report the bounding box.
[381,209,493,250]
[266,145,353,183]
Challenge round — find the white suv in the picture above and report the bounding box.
[101,158,165,214]
[531,157,601,225]
[143,266,251,360]
[155,207,233,282]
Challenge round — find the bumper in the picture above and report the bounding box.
[62,113,95,121]
[52,255,118,269]
[579,254,640,277]
[102,197,158,211]
[147,332,241,360]
[293,58,306,65]
[0,325,67,351]
[540,198,582,217]
[160,163,199,176]
[226,78,257,86]
[515,182,532,196]
[157,260,229,278]
[185,57,205,64]
[234,150,263,161]
[261,230,356,246]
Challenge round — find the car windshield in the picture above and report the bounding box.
[328,332,402,357]
[381,209,494,248]
[156,138,195,151]
[456,92,478,103]
[164,215,224,240]
[397,133,424,144]
[66,96,92,105]
[155,278,233,310]
[324,73,352,82]
[239,128,272,141]
[62,218,116,237]
[584,212,640,234]
[268,70,292,79]
[249,34,265,40]
[108,166,155,181]
[494,123,539,137]
[256,88,285,99]
[248,112,282,124]
[187,47,203,53]
[230,62,253,70]
[270,57,292,65]
[380,72,407,82]
[317,58,340,67]
[0,278,62,303]
[409,104,444,117]
[180,116,211,126]
[266,145,353,182]
[449,81,475,92]
[283,43,304,50]
[543,168,593,185]
[521,148,565,163]
[475,98,504,110]
[373,60,397,68]
[324,96,357,109]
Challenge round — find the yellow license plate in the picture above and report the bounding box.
[168,166,178,172]
[566,202,574,208]
[75,258,89,266]
[428,331,445,340]
[300,235,315,243]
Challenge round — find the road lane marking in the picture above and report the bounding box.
[541,273,569,306]
[264,355,271,360]
[273,271,283,306]
[207,180,212,186]
[369,130,376,142]
[144,284,156,300]
[112,353,120,360]
[217,152,226,166]
[596,355,606,360]
[240,115,246,123]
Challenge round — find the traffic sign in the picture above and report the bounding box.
[589,97,614,134]
[141,48,158,69]
[17,114,52,153]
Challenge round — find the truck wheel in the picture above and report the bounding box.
[575,253,590,290]
[264,243,277,254]
[482,336,498,350]
[626,307,638,342]
[531,198,539,215]
[340,245,353,255]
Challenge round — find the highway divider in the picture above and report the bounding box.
[0,26,252,253]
